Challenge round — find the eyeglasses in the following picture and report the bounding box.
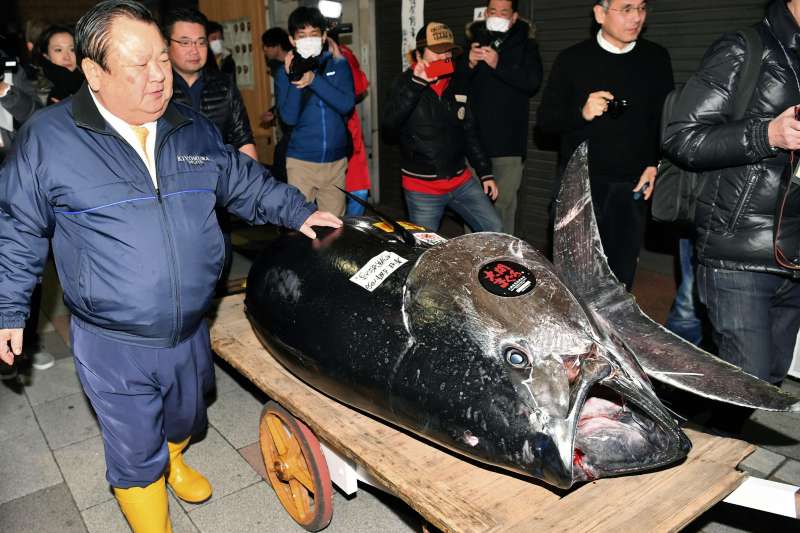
[170,38,209,48]
[607,5,648,16]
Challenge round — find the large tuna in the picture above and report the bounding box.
[245,144,799,489]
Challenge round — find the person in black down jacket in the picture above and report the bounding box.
[382,22,502,233]
[663,0,800,392]
[464,0,543,235]
[165,9,256,159]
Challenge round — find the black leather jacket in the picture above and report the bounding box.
[382,70,492,180]
[663,0,800,276]
[172,69,255,149]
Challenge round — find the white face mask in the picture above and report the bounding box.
[295,37,323,59]
[485,16,511,33]
[209,39,224,55]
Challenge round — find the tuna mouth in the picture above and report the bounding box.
[571,384,690,483]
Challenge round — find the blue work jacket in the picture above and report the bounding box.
[0,84,315,347]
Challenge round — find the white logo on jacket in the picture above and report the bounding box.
[177,155,211,165]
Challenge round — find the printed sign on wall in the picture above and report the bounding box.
[223,17,255,89]
[401,0,424,71]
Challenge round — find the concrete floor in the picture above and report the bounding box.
[1,218,798,532]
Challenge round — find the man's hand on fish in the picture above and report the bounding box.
[299,211,343,240]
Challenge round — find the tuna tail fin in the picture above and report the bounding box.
[553,143,800,412]
[336,187,416,246]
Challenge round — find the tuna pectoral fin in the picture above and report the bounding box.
[604,298,800,412]
[552,144,800,412]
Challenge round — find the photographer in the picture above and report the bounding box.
[275,6,355,216]
[537,0,673,290]
[382,22,502,233]
[464,0,543,234]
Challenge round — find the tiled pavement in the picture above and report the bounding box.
[1,224,799,532]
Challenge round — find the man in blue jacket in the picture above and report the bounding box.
[276,6,355,217]
[0,2,340,531]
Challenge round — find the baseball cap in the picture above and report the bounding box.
[415,22,462,56]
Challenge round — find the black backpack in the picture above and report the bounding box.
[652,27,763,225]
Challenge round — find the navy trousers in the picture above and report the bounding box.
[71,318,215,488]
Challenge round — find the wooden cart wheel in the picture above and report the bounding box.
[259,401,333,531]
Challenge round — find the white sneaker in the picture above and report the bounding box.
[31,351,55,370]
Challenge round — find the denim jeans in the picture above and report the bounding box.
[666,239,703,345]
[345,189,369,217]
[697,265,800,384]
[404,177,503,233]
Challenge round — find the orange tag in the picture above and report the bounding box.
[397,221,427,231]
[373,221,395,233]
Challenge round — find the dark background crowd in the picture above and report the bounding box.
[0,0,798,532]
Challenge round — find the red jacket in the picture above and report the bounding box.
[340,45,371,192]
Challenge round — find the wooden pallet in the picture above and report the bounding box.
[209,294,755,533]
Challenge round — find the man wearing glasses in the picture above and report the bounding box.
[537,0,673,290]
[165,8,257,161]
[165,8,258,295]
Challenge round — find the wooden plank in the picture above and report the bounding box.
[209,294,754,533]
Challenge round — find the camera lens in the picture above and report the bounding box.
[607,98,629,118]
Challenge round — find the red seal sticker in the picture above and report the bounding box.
[478,260,535,297]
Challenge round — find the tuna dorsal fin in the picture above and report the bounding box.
[553,143,800,412]
[336,187,416,246]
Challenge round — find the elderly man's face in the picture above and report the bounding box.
[594,0,647,49]
[83,17,172,125]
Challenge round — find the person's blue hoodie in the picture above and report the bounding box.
[276,51,355,163]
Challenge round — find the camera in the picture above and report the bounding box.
[606,98,629,118]
[0,50,18,75]
[327,21,353,39]
[288,54,319,82]
[472,27,503,50]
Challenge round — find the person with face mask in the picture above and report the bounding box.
[382,22,502,234]
[464,0,543,235]
[206,21,235,79]
[275,6,355,216]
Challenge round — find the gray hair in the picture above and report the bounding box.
[75,0,157,71]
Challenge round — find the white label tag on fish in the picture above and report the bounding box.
[350,251,409,292]
[413,232,447,246]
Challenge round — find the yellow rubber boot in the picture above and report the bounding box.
[113,477,172,533]
[166,437,212,503]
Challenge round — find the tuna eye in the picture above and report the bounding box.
[505,348,528,368]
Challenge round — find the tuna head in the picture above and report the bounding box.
[399,233,691,489]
